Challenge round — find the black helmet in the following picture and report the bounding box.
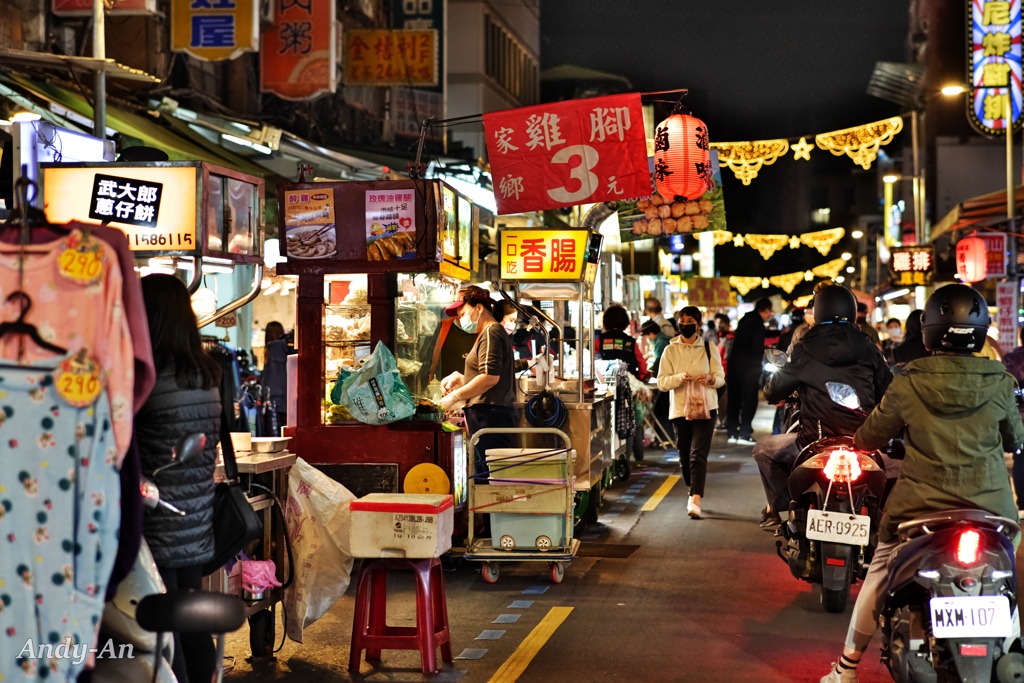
[813,285,857,324]
[922,284,990,353]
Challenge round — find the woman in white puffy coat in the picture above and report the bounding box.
[657,306,726,519]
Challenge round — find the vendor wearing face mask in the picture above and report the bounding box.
[439,286,518,477]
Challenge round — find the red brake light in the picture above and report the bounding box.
[823,449,862,483]
[956,529,981,565]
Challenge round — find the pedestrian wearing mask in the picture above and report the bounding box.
[596,304,648,380]
[881,317,902,365]
[439,286,516,478]
[657,306,725,519]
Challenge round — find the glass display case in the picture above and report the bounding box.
[323,274,371,425]
[394,272,458,398]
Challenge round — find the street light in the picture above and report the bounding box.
[841,252,852,260]
[851,229,864,239]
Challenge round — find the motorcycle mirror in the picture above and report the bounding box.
[153,433,206,478]
[764,349,788,367]
[826,382,862,411]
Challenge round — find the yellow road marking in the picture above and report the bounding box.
[640,474,681,511]
[487,606,573,683]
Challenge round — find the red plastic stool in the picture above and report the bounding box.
[348,557,453,674]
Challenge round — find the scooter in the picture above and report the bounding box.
[775,382,890,613]
[93,433,245,683]
[881,509,1024,682]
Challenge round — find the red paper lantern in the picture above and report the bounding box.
[654,113,712,200]
[956,235,988,282]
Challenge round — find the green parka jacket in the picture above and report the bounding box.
[853,355,1024,542]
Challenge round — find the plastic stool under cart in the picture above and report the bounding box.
[464,427,579,584]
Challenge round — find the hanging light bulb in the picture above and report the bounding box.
[191,287,218,316]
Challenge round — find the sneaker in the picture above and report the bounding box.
[727,436,738,444]
[687,496,701,519]
[759,512,783,529]
[820,664,858,683]
[736,437,757,446]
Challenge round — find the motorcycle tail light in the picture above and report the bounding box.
[960,644,988,657]
[823,449,862,483]
[956,529,981,565]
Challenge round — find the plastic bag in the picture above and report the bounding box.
[283,458,357,643]
[682,380,711,421]
[240,559,282,593]
[337,342,415,425]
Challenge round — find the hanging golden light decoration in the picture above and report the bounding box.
[798,227,845,256]
[733,234,745,247]
[815,116,904,170]
[711,230,734,246]
[768,271,806,294]
[744,233,791,260]
[810,258,847,280]
[791,137,814,161]
[793,294,814,307]
[711,139,790,185]
[729,276,764,296]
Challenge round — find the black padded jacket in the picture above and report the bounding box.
[764,322,892,449]
[135,369,221,569]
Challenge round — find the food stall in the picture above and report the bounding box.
[496,227,615,524]
[275,178,478,509]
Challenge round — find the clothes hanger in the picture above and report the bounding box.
[0,170,71,245]
[0,292,68,367]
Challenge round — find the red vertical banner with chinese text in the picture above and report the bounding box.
[260,0,337,101]
[483,94,650,215]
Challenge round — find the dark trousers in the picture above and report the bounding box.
[716,386,728,428]
[673,410,716,497]
[1014,451,1024,510]
[157,563,216,683]
[752,433,799,514]
[726,369,759,440]
[464,404,519,479]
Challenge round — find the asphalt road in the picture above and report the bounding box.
[222,406,896,683]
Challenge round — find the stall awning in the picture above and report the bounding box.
[0,49,159,83]
[931,184,1024,242]
[0,72,269,176]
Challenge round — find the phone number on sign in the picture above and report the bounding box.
[130,232,195,249]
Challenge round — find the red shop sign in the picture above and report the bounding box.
[260,0,337,101]
[482,93,650,215]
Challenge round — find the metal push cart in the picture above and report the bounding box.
[464,428,580,584]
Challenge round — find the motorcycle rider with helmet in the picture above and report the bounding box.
[820,283,1024,683]
[754,284,892,527]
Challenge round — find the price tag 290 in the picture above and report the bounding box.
[58,234,106,286]
[55,351,104,408]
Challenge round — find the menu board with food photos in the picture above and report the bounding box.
[276,179,478,278]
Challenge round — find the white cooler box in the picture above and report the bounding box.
[349,493,454,558]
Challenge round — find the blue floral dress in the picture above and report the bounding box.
[0,356,120,680]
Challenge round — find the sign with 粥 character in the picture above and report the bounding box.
[968,0,1023,135]
[344,29,438,86]
[261,0,337,101]
[170,0,259,61]
[483,94,650,215]
[499,229,591,281]
[889,246,934,286]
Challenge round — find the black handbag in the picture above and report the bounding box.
[202,402,263,576]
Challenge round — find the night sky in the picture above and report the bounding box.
[540,0,911,139]
[540,1,912,287]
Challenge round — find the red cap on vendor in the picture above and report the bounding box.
[443,286,495,318]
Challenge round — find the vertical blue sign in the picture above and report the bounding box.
[969,0,1023,135]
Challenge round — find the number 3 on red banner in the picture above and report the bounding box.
[547,145,599,204]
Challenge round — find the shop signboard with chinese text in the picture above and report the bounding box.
[54,0,154,15]
[968,0,1023,135]
[889,246,934,286]
[391,0,445,142]
[261,0,337,101]
[483,94,649,215]
[499,229,592,281]
[344,30,438,86]
[980,232,1008,277]
[170,0,259,61]
[997,280,1019,349]
[39,162,264,261]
